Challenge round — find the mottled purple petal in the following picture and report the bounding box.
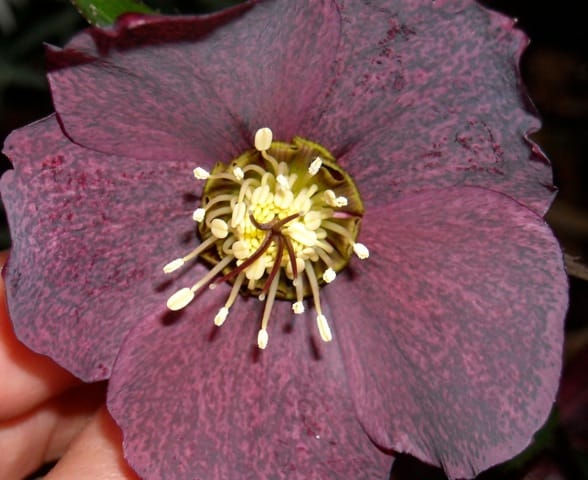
[325,188,567,478]
[0,116,204,381]
[47,1,340,162]
[305,0,553,214]
[108,298,392,479]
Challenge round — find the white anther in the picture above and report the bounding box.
[301,247,319,262]
[231,201,247,228]
[274,189,294,209]
[193,167,210,180]
[286,222,317,247]
[214,307,229,326]
[192,208,206,222]
[308,157,322,175]
[163,258,184,274]
[210,218,229,239]
[323,189,348,208]
[316,314,333,342]
[232,166,244,180]
[166,288,195,311]
[231,240,250,260]
[255,127,273,151]
[245,256,267,280]
[292,301,305,314]
[304,211,322,231]
[285,257,305,279]
[251,184,271,205]
[353,242,370,259]
[276,174,289,190]
[257,328,269,349]
[322,268,336,283]
[292,193,312,214]
[324,190,337,205]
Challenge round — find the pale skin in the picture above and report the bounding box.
[0,252,138,479]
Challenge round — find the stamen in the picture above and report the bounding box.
[241,164,267,178]
[304,260,323,317]
[231,201,247,228]
[322,267,336,283]
[292,301,304,314]
[204,206,233,224]
[163,235,218,274]
[231,240,251,260]
[192,208,206,222]
[214,307,229,326]
[308,156,322,176]
[316,314,333,342]
[276,174,289,190]
[181,235,218,263]
[167,288,195,311]
[257,328,269,350]
[285,222,317,247]
[163,258,185,274]
[321,220,355,242]
[232,166,244,180]
[189,255,234,293]
[353,242,370,259]
[294,274,305,308]
[210,218,229,239]
[304,211,322,231]
[224,272,245,310]
[257,268,281,349]
[254,127,273,152]
[323,189,348,208]
[193,167,210,180]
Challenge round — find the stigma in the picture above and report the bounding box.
[163,128,367,349]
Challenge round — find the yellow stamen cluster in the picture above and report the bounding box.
[163,128,368,349]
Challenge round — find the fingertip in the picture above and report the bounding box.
[0,250,78,420]
[45,406,139,480]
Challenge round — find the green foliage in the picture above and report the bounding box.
[69,0,155,26]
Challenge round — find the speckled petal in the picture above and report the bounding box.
[108,300,393,479]
[0,115,204,381]
[326,187,567,479]
[307,0,553,215]
[47,1,340,162]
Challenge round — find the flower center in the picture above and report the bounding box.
[163,128,368,349]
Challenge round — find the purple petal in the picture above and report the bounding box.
[325,187,567,478]
[108,299,392,479]
[306,1,553,214]
[47,1,340,162]
[0,116,203,381]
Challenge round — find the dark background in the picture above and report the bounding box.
[1,1,586,479]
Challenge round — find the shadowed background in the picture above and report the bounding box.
[0,1,586,479]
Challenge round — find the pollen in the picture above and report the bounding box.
[163,128,367,348]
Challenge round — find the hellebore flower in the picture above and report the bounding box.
[0,0,568,479]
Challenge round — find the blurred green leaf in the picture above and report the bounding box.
[70,0,155,27]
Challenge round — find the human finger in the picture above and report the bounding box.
[0,251,78,420]
[45,405,139,480]
[0,382,106,479]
